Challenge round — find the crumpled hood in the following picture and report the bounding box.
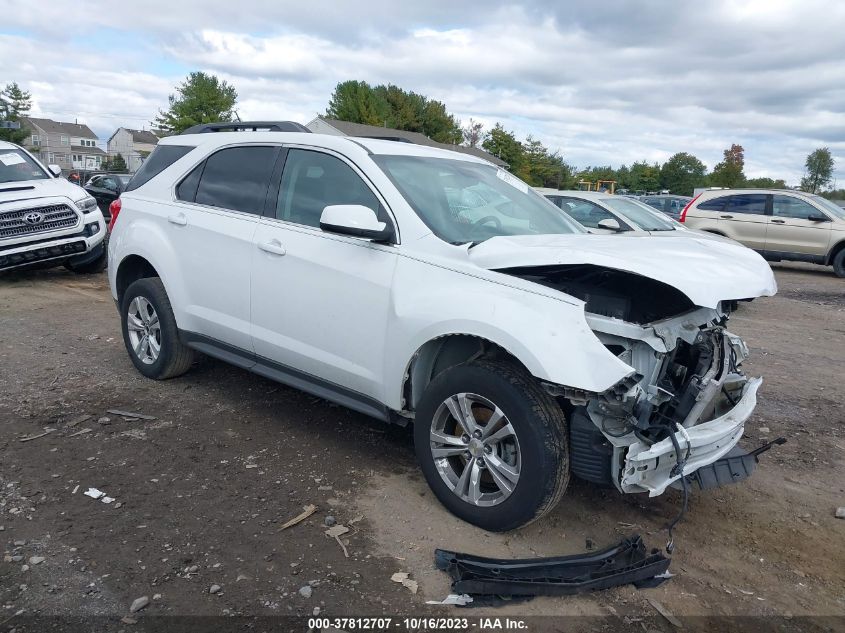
[469,233,777,309]
[0,178,86,207]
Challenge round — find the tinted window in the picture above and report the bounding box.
[176,162,204,202]
[726,194,767,215]
[276,149,380,227]
[101,176,120,191]
[195,146,277,214]
[556,198,618,229]
[125,145,193,192]
[772,195,822,220]
[604,198,676,231]
[697,196,728,211]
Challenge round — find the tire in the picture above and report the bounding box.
[120,277,194,380]
[66,233,108,274]
[414,359,569,531]
[833,249,845,278]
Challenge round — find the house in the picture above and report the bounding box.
[107,128,159,172]
[305,117,508,167]
[21,117,105,171]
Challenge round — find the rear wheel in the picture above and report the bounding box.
[414,360,569,531]
[120,277,194,379]
[832,248,845,278]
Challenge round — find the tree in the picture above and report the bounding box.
[0,82,32,144]
[627,161,661,192]
[325,80,462,144]
[745,176,787,189]
[710,143,745,188]
[481,124,525,173]
[154,72,237,135]
[462,118,484,147]
[801,147,834,193]
[326,80,388,126]
[659,152,706,196]
[106,153,128,173]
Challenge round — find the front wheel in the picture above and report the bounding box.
[120,277,194,379]
[414,360,569,531]
[832,249,845,278]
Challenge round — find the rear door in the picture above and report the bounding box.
[714,194,769,250]
[170,144,280,351]
[764,194,832,256]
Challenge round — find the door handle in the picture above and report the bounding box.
[258,239,286,256]
[720,214,733,219]
[770,219,785,224]
[167,213,187,226]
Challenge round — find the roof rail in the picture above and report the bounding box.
[180,121,311,135]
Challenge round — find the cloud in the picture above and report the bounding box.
[2,0,844,183]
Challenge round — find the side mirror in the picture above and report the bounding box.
[319,205,394,242]
[807,214,830,222]
[48,164,62,177]
[597,218,622,232]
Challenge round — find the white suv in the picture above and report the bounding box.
[108,122,777,531]
[1,141,107,273]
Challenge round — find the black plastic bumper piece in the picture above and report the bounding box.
[688,437,786,491]
[434,535,671,598]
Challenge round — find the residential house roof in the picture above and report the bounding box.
[70,145,106,155]
[313,117,508,167]
[107,127,159,145]
[23,117,97,139]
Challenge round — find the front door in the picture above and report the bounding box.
[250,148,398,402]
[764,194,832,256]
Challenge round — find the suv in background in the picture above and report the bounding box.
[109,122,777,531]
[0,141,108,274]
[681,189,845,277]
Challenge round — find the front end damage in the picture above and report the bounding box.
[500,264,780,497]
[582,309,762,496]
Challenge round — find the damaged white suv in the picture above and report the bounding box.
[108,122,777,531]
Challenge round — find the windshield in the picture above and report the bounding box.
[603,197,677,231]
[0,149,49,183]
[810,195,845,220]
[373,155,584,244]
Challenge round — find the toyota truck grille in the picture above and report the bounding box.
[0,204,79,240]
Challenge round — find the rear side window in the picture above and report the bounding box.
[124,145,193,192]
[194,146,278,215]
[697,196,728,211]
[176,163,204,202]
[726,194,767,215]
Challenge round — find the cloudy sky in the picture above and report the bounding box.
[3,0,844,184]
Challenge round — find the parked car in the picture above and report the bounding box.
[681,189,845,277]
[0,141,108,274]
[544,190,733,242]
[84,173,131,220]
[639,194,692,220]
[108,122,777,531]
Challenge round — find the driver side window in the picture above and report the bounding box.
[772,195,824,220]
[557,198,616,229]
[276,150,380,228]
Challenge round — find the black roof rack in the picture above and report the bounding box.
[180,121,311,135]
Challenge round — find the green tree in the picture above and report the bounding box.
[154,72,238,135]
[745,176,787,189]
[710,143,745,188]
[462,118,484,147]
[659,152,706,196]
[0,82,32,144]
[800,147,834,193]
[326,80,388,126]
[110,153,128,173]
[482,124,525,173]
[326,80,462,144]
[627,161,661,192]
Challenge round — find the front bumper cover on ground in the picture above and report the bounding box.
[434,535,670,599]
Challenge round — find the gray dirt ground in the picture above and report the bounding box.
[1,261,843,631]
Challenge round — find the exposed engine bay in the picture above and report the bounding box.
[501,264,768,498]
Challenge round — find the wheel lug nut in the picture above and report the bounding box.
[484,445,492,453]
[463,451,471,459]
[461,434,470,443]
[473,430,482,439]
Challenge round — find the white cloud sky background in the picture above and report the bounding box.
[2,0,844,184]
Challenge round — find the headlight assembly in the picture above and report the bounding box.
[74,196,98,213]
